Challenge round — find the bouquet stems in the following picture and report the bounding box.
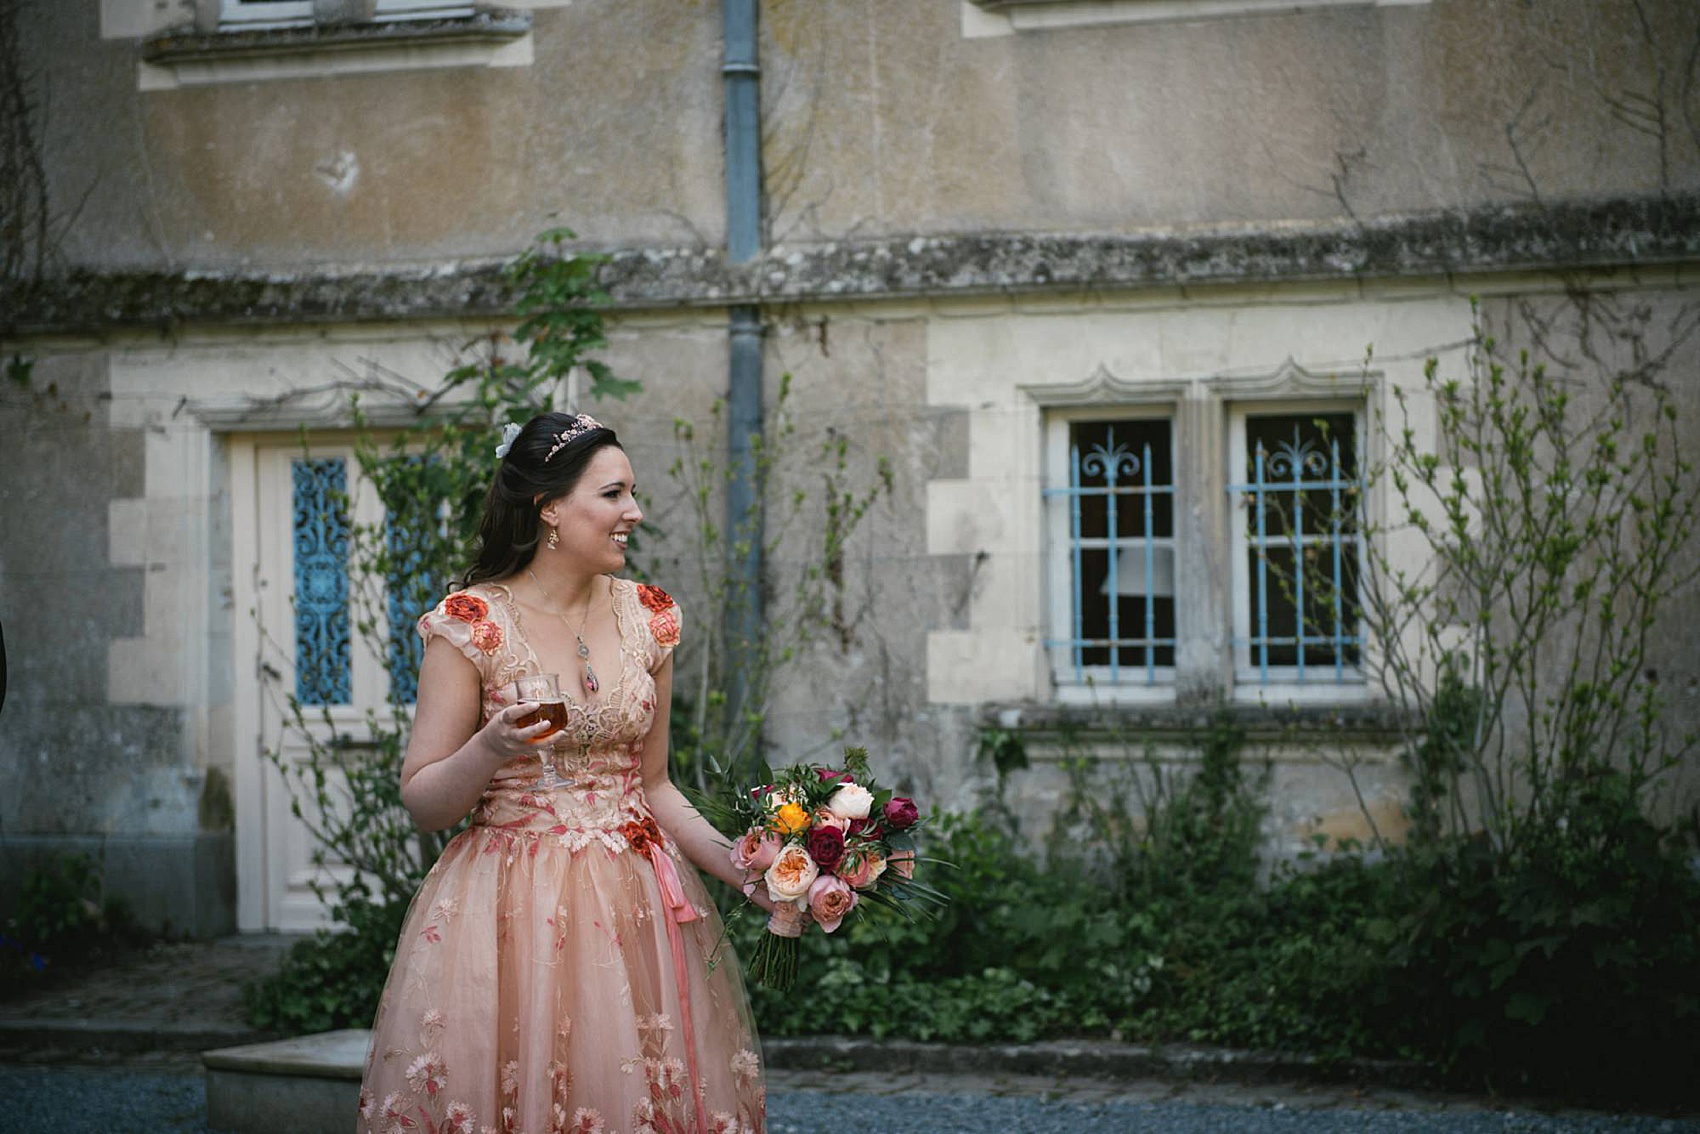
[748,902,805,991]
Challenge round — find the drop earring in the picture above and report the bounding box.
[547,525,560,550]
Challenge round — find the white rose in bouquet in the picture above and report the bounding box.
[825,782,874,820]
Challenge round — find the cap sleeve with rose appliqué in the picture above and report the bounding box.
[416,588,506,682]
[634,582,682,673]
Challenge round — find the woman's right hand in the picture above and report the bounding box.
[477,702,554,764]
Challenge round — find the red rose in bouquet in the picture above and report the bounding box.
[806,825,846,869]
[883,796,919,830]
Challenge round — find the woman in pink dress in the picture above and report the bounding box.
[358,412,770,1134]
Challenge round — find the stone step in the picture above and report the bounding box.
[203,1028,370,1134]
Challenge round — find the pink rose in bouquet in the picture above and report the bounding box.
[807,874,858,934]
[837,848,888,891]
[811,808,850,833]
[730,828,781,873]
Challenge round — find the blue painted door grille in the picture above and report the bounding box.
[381,456,446,706]
[292,453,444,707]
[292,457,352,705]
[1044,418,1177,686]
[1228,412,1362,685]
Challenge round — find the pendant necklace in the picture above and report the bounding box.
[527,569,602,696]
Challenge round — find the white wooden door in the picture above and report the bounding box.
[232,437,423,932]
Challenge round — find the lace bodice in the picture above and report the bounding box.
[416,577,682,844]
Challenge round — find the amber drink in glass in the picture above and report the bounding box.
[515,673,569,789]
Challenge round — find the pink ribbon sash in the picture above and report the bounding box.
[650,849,709,1134]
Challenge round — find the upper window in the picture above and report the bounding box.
[219,0,474,28]
[373,1,477,20]
[964,0,1430,38]
[220,0,313,28]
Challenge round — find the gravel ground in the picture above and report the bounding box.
[3,1065,1696,1134]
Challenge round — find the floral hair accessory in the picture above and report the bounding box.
[494,422,523,459]
[544,413,604,463]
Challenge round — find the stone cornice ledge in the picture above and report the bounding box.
[6,194,1697,336]
[978,699,1421,746]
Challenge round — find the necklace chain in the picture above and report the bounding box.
[526,569,603,696]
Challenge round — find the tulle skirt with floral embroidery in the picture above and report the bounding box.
[357,818,766,1134]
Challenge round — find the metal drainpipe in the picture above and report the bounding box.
[722,0,763,743]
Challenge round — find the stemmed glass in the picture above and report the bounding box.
[515,673,569,790]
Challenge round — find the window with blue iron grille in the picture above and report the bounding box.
[1045,417,1177,687]
[1229,411,1363,685]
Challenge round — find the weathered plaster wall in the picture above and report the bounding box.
[0,350,235,935]
[760,0,1700,238]
[23,2,725,271]
[1477,286,1700,824]
[0,353,180,834]
[18,0,1699,275]
[745,306,985,810]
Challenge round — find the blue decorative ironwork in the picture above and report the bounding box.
[382,457,444,705]
[1227,417,1362,685]
[292,458,352,705]
[1044,422,1176,686]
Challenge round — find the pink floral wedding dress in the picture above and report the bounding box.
[358,578,766,1134]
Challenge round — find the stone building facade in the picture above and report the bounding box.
[2,0,1697,934]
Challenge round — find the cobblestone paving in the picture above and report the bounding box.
[0,936,294,1031]
[2,1063,1697,1134]
[2,939,1696,1133]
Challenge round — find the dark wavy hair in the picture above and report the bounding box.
[459,413,622,587]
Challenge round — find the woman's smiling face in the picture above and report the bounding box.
[541,445,642,573]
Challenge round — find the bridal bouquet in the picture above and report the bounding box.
[721,748,943,990]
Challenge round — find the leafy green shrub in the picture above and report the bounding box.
[1,852,140,993]
[717,711,1699,1104]
[1378,769,1700,1099]
[245,890,412,1035]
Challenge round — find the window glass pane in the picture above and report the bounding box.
[1070,418,1172,541]
[292,458,352,706]
[1241,412,1361,674]
[374,1,477,17]
[1078,549,1178,668]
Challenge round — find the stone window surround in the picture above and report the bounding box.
[962,0,1429,38]
[922,288,1472,718]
